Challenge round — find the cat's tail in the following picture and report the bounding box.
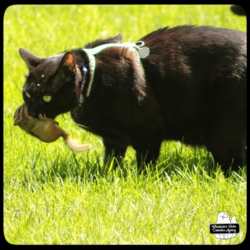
[63,134,92,152]
[230,5,245,16]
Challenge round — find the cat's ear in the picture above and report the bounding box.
[49,52,77,90]
[60,52,76,73]
[110,34,123,43]
[19,48,42,68]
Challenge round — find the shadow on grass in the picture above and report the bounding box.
[20,143,246,189]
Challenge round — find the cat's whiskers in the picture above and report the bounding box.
[73,122,89,129]
[57,113,88,128]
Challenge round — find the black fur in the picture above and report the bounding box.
[230,5,246,16]
[19,26,246,172]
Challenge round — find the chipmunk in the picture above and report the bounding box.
[13,103,92,152]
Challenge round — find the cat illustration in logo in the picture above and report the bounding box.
[215,212,237,240]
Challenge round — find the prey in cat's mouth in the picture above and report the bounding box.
[14,103,92,152]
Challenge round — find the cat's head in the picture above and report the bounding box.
[19,48,80,119]
[19,34,123,119]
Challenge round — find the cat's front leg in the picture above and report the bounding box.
[103,138,128,167]
[133,133,162,170]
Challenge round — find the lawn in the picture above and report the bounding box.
[4,5,246,244]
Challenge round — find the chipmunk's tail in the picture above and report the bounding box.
[64,135,92,152]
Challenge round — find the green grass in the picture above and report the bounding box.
[4,5,246,245]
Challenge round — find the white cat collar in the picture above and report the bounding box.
[82,41,150,96]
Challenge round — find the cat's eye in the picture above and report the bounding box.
[25,92,31,98]
[43,95,52,102]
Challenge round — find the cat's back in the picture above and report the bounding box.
[140,25,246,52]
[139,26,246,143]
[140,25,246,91]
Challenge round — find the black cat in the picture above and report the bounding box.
[19,26,246,172]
